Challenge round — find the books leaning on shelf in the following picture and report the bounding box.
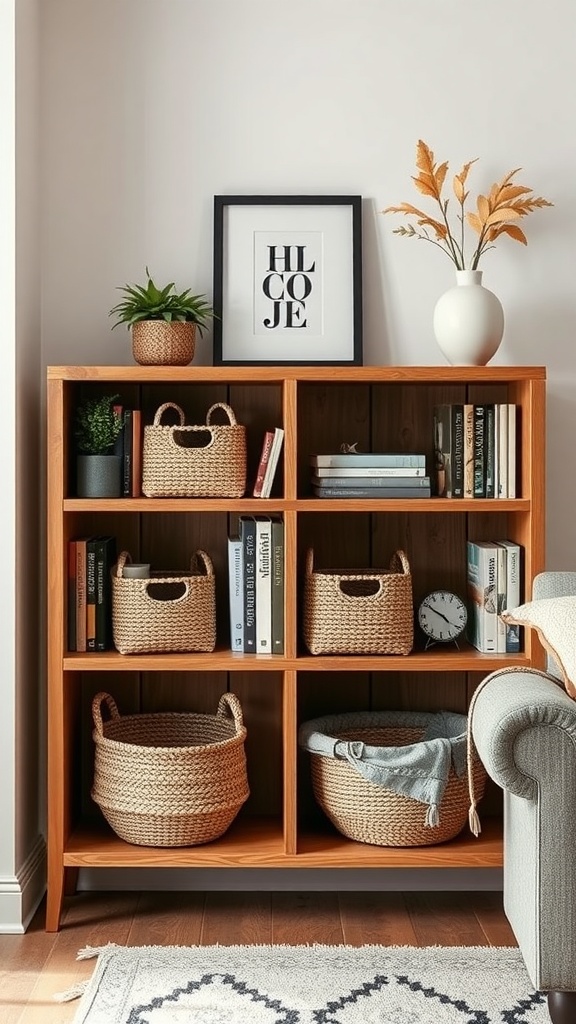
[254,427,284,498]
[68,534,116,652]
[434,404,517,498]
[233,516,284,654]
[466,539,523,653]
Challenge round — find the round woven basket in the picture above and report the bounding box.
[91,691,249,847]
[307,716,486,847]
[132,321,196,366]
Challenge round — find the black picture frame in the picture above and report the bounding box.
[213,195,363,366]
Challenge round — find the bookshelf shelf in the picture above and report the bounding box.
[47,364,546,930]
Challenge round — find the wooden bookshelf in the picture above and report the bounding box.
[46,365,546,930]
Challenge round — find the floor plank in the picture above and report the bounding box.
[128,892,206,947]
[202,892,272,945]
[339,891,418,946]
[272,892,344,945]
[465,891,518,946]
[0,904,57,1024]
[405,892,492,946]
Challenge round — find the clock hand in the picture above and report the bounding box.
[429,608,453,625]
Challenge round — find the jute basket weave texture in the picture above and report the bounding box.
[91,691,249,847]
[303,548,414,655]
[132,320,196,366]
[112,550,216,654]
[305,714,486,847]
[142,401,246,497]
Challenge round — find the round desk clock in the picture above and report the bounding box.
[418,590,468,649]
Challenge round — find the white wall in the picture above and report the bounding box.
[28,0,576,896]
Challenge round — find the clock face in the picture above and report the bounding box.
[418,590,468,643]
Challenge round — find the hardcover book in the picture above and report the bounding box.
[463,403,475,499]
[466,541,498,653]
[451,404,464,498]
[131,409,142,498]
[261,427,284,498]
[310,453,426,469]
[86,537,98,651]
[507,404,517,499]
[497,403,509,499]
[312,466,426,478]
[312,475,431,489]
[227,535,244,652]
[254,515,272,653]
[239,516,256,653]
[313,485,431,499]
[122,409,133,498]
[270,517,284,655]
[74,536,91,653]
[473,405,486,498]
[433,404,453,497]
[253,431,275,497]
[497,540,522,652]
[484,404,496,499]
[68,540,77,652]
[95,535,117,651]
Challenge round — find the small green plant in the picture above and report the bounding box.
[109,267,215,335]
[75,394,123,455]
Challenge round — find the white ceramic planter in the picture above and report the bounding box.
[433,270,504,366]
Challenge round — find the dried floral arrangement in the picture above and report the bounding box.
[383,140,553,270]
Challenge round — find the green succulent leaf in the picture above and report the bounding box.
[109,268,216,332]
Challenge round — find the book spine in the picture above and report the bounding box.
[497,403,508,498]
[227,536,244,652]
[313,466,427,478]
[86,538,97,651]
[122,409,133,498]
[312,485,432,498]
[75,538,88,653]
[484,404,496,499]
[451,404,464,498]
[95,536,116,651]
[68,540,77,651]
[433,404,452,497]
[507,404,517,499]
[261,428,284,498]
[255,517,272,653]
[463,403,475,499]
[473,405,486,498]
[270,517,284,655]
[495,542,507,653]
[312,475,431,489]
[311,453,426,468]
[253,431,275,497]
[497,541,522,652]
[240,516,256,653]
[131,409,142,498]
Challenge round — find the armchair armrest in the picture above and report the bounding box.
[470,666,576,800]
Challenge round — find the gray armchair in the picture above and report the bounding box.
[470,571,576,1024]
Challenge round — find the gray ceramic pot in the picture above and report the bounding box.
[77,455,122,498]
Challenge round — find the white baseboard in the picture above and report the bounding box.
[0,834,46,933]
[78,867,503,892]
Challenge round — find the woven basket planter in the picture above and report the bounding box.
[112,550,216,654]
[142,401,247,498]
[303,548,414,655]
[91,691,250,847]
[132,321,196,366]
[300,710,486,847]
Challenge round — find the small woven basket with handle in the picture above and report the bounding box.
[91,691,250,847]
[303,548,414,655]
[142,401,246,497]
[112,550,216,654]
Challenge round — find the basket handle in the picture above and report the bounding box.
[206,402,237,426]
[192,550,214,577]
[390,549,411,576]
[115,551,130,577]
[305,548,314,575]
[153,402,186,427]
[92,692,120,735]
[217,692,244,734]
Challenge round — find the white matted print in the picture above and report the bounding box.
[213,196,362,365]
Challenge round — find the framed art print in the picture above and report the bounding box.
[213,195,363,365]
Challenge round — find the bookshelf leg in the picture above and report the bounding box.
[64,867,79,896]
[46,869,65,932]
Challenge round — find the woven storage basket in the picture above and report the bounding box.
[303,548,414,655]
[300,710,486,847]
[142,401,246,497]
[112,550,216,654]
[91,691,249,847]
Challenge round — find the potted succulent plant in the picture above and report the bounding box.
[75,394,124,497]
[109,267,215,366]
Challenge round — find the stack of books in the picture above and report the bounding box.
[310,452,431,498]
[228,515,284,654]
[68,535,117,652]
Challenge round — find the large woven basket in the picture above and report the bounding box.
[301,710,486,847]
[112,550,216,654]
[142,401,246,497]
[91,691,250,847]
[303,548,414,655]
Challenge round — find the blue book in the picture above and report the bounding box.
[227,536,244,653]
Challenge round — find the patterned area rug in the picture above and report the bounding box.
[65,943,548,1023]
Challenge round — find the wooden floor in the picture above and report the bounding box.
[0,890,516,1024]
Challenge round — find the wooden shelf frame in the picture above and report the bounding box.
[46,365,546,931]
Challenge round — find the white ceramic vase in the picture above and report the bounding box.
[433,269,504,366]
